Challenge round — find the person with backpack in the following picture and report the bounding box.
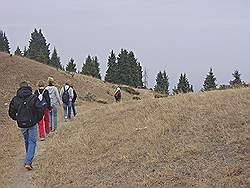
[46,77,61,132]
[60,82,74,121]
[35,80,51,141]
[114,86,122,102]
[71,85,77,117]
[8,81,43,170]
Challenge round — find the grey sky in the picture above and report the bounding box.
[1,0,250,90]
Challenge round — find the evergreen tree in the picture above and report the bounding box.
[173,73,193,94]
[230,70,242,86]
[0,30,10,53]
[105,50,117,83]
[154,70,169,94]
[14,46,23,56]
[27,28,50,64]
[115,49,143,87]
[93,56,101,79]
[50,47,63,70]
[154,71,163,92]
[23,46,28,57]
[203,68,217,91]
[66,58,77,72]
[116,49,129,85]
[162,70,169,94]
[81,55,101,79]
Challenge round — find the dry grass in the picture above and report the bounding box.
[31,88,250,187]
[0,52,149,186]
[0,52,249,187]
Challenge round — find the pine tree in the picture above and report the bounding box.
[66,58,77,72]
[116,49,129,85]
[174,73,193,94]
[23,46,28,57]
[162,71,169,94]
[14,46,23,56]
[50,47,63,70]
[230,70,242,86]
[154,71,163,92]
[203,68,217,91]
[115,49,143,87]
[154,70,169,94]
[105,50,117,83]
[27,28,50,64]
[93,56,101,79]
[81,55,101,79]
[0,30,10,53]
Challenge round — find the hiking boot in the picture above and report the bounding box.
[40,137,45,141]
[25,164,33,171]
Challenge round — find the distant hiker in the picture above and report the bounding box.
[71,85,77,116]
[8,81,43,170]
[35,80,51,141]
[46,77,61,131]
[114,87,122,102]
[60,81,74,121]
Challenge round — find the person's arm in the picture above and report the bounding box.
[55,87,61,105]
[74,90,77,100]
[8,97,17,121]
[69,88,74,101]
[59,87,62,98]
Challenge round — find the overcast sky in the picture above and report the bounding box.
[1,0,250,90]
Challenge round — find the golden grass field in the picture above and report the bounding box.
[0,52,249,187]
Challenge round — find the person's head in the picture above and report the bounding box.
[19,81,28,88]
[37,80,45,89]
[48,77,54,85]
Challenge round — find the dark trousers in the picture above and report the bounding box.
[72,102,76,116]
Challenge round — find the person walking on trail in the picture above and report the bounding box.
[71,85,77,116]
[46,77,61,131]
[114,86,122,102]
[35,80,51,141]
[8,81,43,171]
[60,82,74,121]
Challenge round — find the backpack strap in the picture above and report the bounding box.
[38,89,45,95]
[64,86,70,92]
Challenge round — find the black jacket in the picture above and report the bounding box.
[34,88,51,109]
[9,86,43,128]
[72,89,77,103]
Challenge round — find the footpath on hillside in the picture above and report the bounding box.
[6,102,105,187]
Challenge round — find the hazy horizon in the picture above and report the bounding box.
[1,0,250,90]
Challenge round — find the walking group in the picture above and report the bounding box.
[8,77,77,170]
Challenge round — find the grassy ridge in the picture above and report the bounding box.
[34,88,250,187]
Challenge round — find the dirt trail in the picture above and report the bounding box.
[7,140,46,188]
[6,102,102,188]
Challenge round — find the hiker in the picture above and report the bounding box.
[71,85,77,116]
[8,81,43,170]
[114,86,122,102]
[60,81,74,121]
[35,80,51,141]
[46,77,61,131]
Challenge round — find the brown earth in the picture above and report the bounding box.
[0,52,249,187]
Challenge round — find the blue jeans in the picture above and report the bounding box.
[63,102,72,119]
[21,125,37,165]
[50,107,58,130]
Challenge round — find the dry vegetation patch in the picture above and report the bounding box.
[32,88,250,187]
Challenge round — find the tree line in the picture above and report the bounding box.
[0,29,248,94]
[154,68,246,95]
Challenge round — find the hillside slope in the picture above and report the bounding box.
[30,88,249,187]
[0,52,154,186]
